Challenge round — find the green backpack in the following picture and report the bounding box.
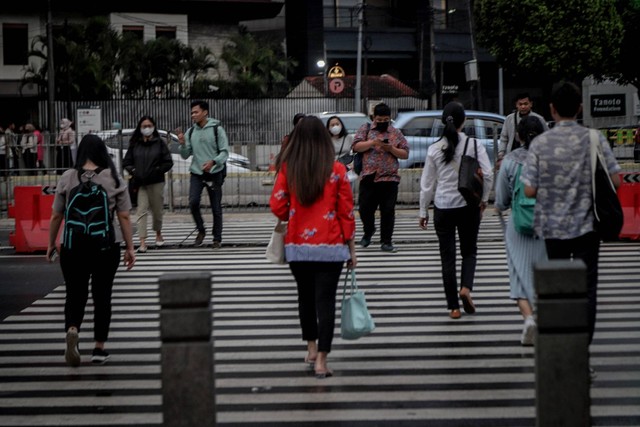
[511,163,536,235]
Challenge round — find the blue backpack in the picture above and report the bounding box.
[63,169,115,251]
[511,163,535,235]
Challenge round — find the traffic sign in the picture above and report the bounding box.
[329,78,344,94]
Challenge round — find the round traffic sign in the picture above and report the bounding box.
[329,78,345,94]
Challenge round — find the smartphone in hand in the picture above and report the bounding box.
[49,248,58,262]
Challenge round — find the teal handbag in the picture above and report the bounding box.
[340,269,375,340]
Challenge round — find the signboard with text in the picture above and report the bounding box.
[590,94,626,117]
[76,106,102,137]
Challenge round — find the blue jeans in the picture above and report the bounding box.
[433,204,481,310]
[189,172,223,242]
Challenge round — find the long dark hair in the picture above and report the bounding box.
[278,116,334,206]
[131,115,160,144]
[75,134,121,188]
[439,102,465,164]
[517,116,545,150]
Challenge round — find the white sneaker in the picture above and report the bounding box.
[520,317,536,346]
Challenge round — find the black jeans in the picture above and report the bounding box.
[545,232,600,344]
[358,174,399,245]
[189,172,223,242]
[433,205,481,310]
[60,244,121,342]
[289,261,343,353]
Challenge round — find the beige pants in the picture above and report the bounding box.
[136,182,165,240]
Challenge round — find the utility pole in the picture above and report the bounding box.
[429,0,437,110]
[46,0,56,135]
[355,1,364,113]
[467,0,482,110]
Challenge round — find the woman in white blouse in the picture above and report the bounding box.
[418,102,494,319]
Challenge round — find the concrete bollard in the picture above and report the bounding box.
[159,272,215,427]
[534,260,590,427]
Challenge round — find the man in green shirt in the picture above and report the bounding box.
[177,100,230,248]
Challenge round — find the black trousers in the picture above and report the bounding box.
[545,232,600,344]
[358,174,399,244]
[433,204,481,310]
[60,244,121,342]
[56,146,73,174]
[289,261,344,353]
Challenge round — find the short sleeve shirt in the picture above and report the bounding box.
[521,121,620,239]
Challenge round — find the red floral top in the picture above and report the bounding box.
[269,162,356,262]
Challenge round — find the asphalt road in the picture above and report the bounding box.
[0,228,64,321]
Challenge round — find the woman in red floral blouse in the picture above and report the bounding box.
[270,116,357,379]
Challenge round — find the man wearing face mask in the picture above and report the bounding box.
[123,115,174,252]
[352,103,409,252]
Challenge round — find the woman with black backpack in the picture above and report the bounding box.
[47,134,136,367]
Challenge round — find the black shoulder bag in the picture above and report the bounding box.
[458,137,484,207]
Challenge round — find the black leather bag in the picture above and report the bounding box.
[591,130,623,241]
[352,152,363,174]
[458,137,484,206]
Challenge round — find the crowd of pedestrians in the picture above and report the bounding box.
[37,86,622,381]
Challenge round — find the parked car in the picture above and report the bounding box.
[94,129,251,174]
[309,111,372,135]
[393,110,506,168]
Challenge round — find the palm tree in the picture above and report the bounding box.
[221,28,297,98]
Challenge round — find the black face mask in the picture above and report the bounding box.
[376,121,389,132]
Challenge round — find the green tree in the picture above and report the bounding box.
[474,0,624,85]
[608,0,640,90]
[221,28,297,98]
[22,17,121,100]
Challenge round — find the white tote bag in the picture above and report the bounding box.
[265,220,287,264]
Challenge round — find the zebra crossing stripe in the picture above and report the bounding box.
[0,214,639,426]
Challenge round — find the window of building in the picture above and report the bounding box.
[155,26,176,40]
[3,23,28,66]
[122,25,144,40]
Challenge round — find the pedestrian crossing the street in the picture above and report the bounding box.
[1,212,639,426]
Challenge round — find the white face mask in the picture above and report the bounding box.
[329,125,342,136]
[141,127,154,137]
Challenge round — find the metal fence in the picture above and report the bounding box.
[1,102,638,218]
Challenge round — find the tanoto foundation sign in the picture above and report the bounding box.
[591,94,626,117]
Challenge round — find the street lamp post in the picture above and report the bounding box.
[317,59,327,96]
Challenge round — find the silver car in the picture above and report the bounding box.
[393,110,506,168]
[95,129,251,174]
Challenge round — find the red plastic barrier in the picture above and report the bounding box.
[8,186,57,253]
[617,172,640,240]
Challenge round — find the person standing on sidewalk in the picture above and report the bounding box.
[270,116,357,379]
[522,81,621,352]
[495,116,548,345]
[123,115,174,253]
[418,102,493,319]
[352,103,409,252]
[177,100,230,248]
[47,134,136,367]
[56,118,75,174]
